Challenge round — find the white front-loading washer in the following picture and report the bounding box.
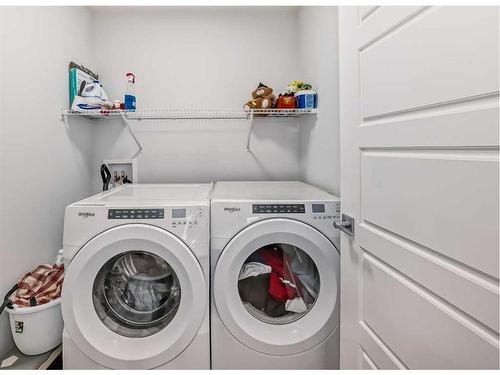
[61,184,211,369]
[210,181,341,369]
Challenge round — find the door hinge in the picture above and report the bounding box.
[334,214,355,236]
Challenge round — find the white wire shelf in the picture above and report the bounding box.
[60,108,318,120]
[60,108,317,153]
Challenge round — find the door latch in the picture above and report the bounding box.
[333,214,355,236]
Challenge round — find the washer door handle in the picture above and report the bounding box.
[333,214,354,237]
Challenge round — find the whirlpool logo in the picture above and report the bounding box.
[224,207,240,213]
[78,211,95,218]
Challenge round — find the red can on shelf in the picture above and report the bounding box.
[276,95,296,109]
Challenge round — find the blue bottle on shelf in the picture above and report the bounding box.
[124,72,136,111]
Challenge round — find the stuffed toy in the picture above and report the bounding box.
[244,83,276,110]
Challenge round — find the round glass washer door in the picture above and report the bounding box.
[93,251,181,338]
[214,218,340,356]
[62,224,206,369]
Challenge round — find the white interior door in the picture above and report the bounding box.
[339,6,499,369]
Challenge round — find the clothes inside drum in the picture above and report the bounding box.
[238,243,320,325]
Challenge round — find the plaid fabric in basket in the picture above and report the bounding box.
[10,264,64,307]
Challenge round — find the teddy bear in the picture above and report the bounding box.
[244,83,276,110]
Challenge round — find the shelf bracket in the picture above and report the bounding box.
[246,111,254,152]
[60,113,69,127]
[120,112,143,157]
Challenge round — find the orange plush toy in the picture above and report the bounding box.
[244,83,276,110]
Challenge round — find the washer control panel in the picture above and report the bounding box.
[171,207,204,228]
[108,208,164,220]
[312,202,340,220]
[253,204,306,214]
[107,207,205,227]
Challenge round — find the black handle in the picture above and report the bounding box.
[100,164,112,191]
[78,80,86,96]
[0,284,18,316]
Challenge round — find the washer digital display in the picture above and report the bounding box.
[172,208,186,218]
[312,204,325,213]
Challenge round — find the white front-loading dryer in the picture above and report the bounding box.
[210,181,341,369]
[61,184,211,369]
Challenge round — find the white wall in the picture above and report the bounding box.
[0,7,94,356]
[89,7,303,191]
[297,7,340,195]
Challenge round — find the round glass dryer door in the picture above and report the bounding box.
[93,251,181,338]
[238,243,319,325]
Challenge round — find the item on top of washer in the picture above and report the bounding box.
[238,262,272,280]
[285,297,307,313]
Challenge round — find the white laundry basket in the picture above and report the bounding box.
[6,297,63,355]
